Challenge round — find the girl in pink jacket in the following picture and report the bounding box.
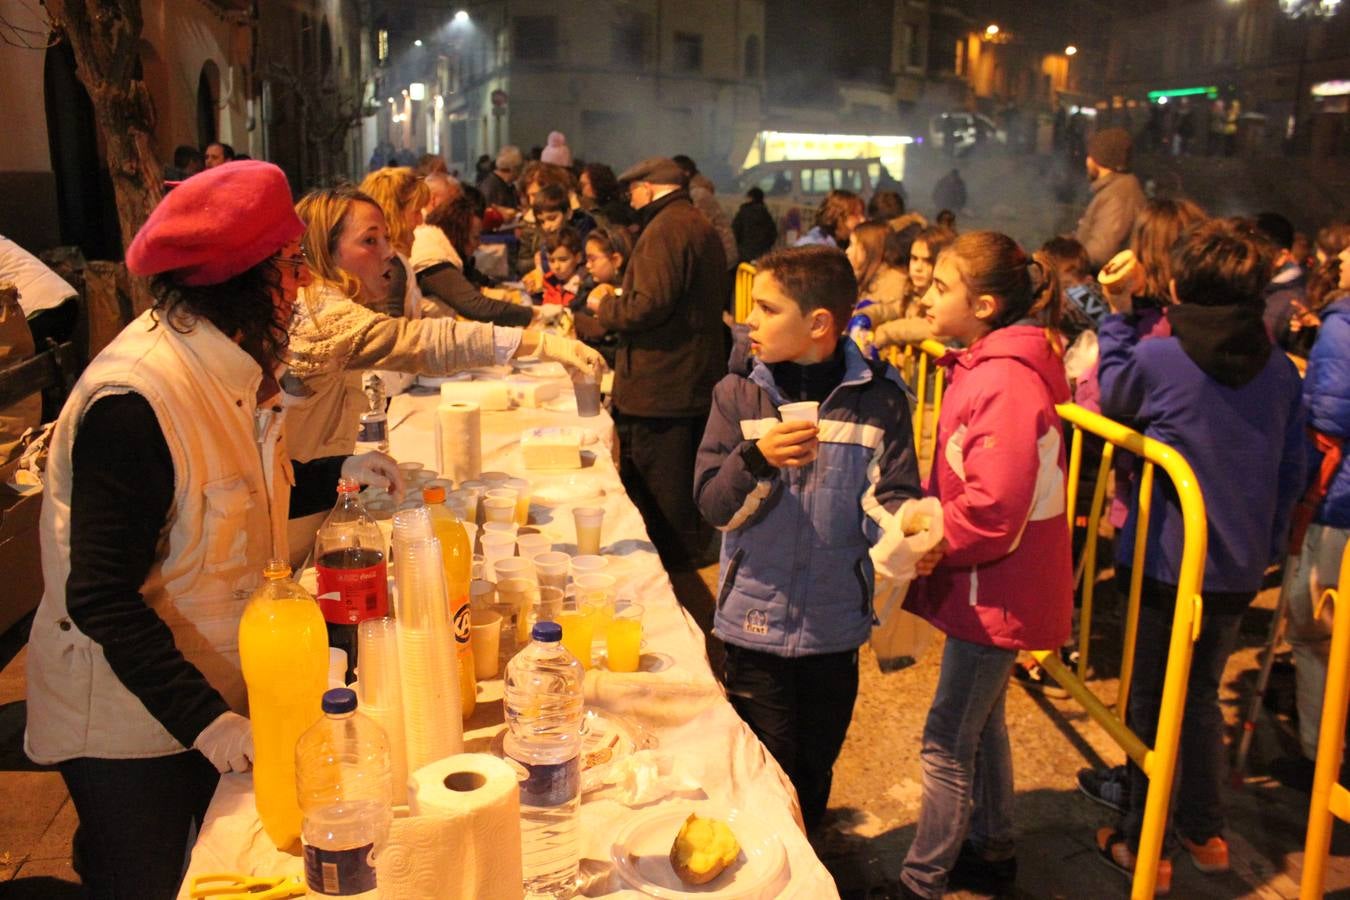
[897,232,1074,899]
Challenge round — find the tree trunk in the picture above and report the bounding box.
[47,0,162,309]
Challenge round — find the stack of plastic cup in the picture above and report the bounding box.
[357,617,409,806]
[573,507,605,556]
[391,507,464,771]
[494,557,535,584]
[570,555,609,579]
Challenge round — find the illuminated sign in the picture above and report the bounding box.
[1312,80,1350,97]
[1147,86,1219,101]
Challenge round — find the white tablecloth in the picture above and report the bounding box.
[179,371,839,899]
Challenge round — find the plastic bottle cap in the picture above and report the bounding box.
[337,478,360,494]
[423,484,447,504]
[532,621,563,643]
[322,687,358,714]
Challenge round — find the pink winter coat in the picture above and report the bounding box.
[905,324,1074,651]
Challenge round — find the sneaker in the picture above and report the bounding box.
[1012,660,1068,698]
[1096,827,1172,896]
[1077,765,1130,814]
[949,841,1018,895]
[1180,834,1229,873]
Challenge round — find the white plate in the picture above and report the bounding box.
[611,804,787,899]
[530,472,606,507]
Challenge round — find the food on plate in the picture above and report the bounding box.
[669,813,740,885]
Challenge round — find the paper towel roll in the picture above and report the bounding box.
[377,754,523,900]
[440,380,511,411]
[435,401,482,484]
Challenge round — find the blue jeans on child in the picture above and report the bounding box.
[901,635,1018,898]
[1120,574,1249,851]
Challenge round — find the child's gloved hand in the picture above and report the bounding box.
[756,420,819,468]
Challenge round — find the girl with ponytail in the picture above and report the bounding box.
[896,231,1074,899]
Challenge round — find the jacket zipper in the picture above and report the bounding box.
[854,559,871,618]
[717,547,746,610]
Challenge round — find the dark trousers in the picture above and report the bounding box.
[721,642,859,832]
[1119,574,1250,851]
[615,411,709,570]
[59,751,220,900]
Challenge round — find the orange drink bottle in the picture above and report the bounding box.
[424,485,477,718]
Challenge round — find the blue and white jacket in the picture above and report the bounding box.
[693,338,922,656]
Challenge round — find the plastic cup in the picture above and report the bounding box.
[516,532,552,561]
[459,521,479,555]
[479,471,512,485]
[573,506,605,556]
[397,461,424,480]
[471,554,485,582]
[469,579,495,610]
[496,577,541,644]
[558,597,595,669]
[533,551,571,593]
[482,496,516,525]
[480,532,516,579]
[494,556,535,584]
[574,573,616,639]
[408,470,437,491]
[506,478,531,526]
[570,554,608,579]
[481,521,517,539]
[573,375,601,417]
[327,647,349,688]
[458,480,486,523]
[779,401,820,424]
[470,609,502,680]
[606,603,644,673]
[536,586,565,627]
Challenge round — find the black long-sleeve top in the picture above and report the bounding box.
[417,262,533,327]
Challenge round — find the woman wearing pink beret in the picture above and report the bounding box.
[22,161,395,899]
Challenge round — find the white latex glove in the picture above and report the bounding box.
[342,451,404,500]
[533,303,567,324]
[193,711,255,774]
[535,331,606,378]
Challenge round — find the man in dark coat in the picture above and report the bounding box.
[596,157,729,569]
[732,187,778,264]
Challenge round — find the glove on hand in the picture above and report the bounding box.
[193,711,255,774]
[342,451,404,499]
[535,332,606,378]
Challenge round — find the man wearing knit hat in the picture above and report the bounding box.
[594,156,726,570]
[1075,127,1147,270]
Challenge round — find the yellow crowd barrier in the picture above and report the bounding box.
[1036,403,1207,900]
[882,339,947,475]
[734,263,756,324]
[1300,540,1350,899]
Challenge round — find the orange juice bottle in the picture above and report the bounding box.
[238,559,329,851]
[424,485,476,719]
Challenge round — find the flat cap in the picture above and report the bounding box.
[617,157,687,186]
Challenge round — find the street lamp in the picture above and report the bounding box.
[453,10,470,25]
[985,23,999,37]
[1065,45,1078,56]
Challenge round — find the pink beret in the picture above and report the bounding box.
[126,160,305,286]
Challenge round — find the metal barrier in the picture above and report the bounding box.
[734,263,756,324]
[1035,403,1208,900]
[882,340,947,475]
[1300,539,1350,899]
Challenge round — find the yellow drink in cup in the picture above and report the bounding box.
[558,610,594,668]
[606,614,643,673]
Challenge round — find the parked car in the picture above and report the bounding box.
[929,112,1006,154]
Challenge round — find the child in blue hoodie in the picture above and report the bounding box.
[1086,218,1305,892]
[694,244,922,831]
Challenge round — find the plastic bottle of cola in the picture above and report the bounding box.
[315,478,389,682]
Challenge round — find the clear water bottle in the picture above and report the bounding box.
[503,621,585,899]
[295,688,393,900]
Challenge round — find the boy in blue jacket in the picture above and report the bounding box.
[694,244,922,831]
[1085,218,1305,890]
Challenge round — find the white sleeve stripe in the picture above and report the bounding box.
[720,479,775,532]
[817,419,884,448]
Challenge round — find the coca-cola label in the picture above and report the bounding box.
[453,599,471,647]
[304,842,376,895]
[316,561,388,625]
[507,754,579,808]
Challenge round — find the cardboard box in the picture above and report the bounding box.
[0,458,43,637]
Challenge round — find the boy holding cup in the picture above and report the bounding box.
[694,245,923,831]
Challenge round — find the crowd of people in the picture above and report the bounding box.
[4,121,1349,900]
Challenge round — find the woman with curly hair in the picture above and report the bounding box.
[23,161,399,898]
[794,189,865,249]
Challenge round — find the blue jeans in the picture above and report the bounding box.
[902,636,1017,898]
[1120,578,1248,850]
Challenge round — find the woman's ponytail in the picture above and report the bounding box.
[945,231,1060,330]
